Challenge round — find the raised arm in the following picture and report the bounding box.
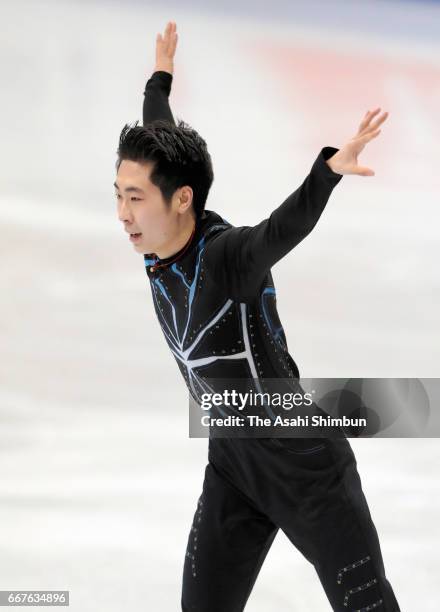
[204,147,342,301]
[143,21,178,126]
[204,108,389,301]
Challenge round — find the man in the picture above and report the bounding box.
[115,21,400,612]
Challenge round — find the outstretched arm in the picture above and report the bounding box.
[143,21,178,126]
[204,108,389,301]
[204,147,342,301]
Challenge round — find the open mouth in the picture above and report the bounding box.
[129,232,142,242]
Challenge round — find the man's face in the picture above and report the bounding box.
[115,159,176,255]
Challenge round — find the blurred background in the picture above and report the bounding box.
[1,0,439,609]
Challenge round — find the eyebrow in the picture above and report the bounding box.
[113,181,145,194]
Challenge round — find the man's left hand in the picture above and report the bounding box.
[326,108,389,176]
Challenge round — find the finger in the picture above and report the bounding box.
[356,166,375,176]
[358,109,372,132]
[368,107,381,118]
[347,162,375,176]
[170,32,178,56]
[367,111,388,132]
[167,23,177,53]
[357,124,382,145]
[360,113,387,137]
[358,108,383,134]
[361,128,381,142]
[163,21,172,47]
[364,107,381,123]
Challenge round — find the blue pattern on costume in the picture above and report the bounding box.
[144,218,284,422]
[261,286,286,349]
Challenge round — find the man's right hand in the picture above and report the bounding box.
[155,21,178,76]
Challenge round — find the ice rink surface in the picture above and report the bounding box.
[1,0,439,609]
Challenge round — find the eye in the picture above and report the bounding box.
[115,194,142,201]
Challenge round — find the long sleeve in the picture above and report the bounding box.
[143,70,176,126]
[204,146,343,301]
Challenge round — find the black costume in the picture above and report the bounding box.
[139,70,400,612]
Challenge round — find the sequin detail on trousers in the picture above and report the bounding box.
[337,555,371,584]
[353,599,383,612]
[343,578,378,606]
[185,496,204,578]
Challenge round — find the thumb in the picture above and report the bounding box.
[355,165,375,177]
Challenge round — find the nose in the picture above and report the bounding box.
[117,197,133,224]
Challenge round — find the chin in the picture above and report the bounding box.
[132,239,145,251]
[137,243,152,255]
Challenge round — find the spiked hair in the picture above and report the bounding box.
[116,119,214,218]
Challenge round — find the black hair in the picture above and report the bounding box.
[116,119,214,218]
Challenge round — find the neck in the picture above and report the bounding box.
[155,213,196,260]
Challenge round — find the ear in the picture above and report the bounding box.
[177,186,194,213]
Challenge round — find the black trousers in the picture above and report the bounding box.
[181,435,400,611]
